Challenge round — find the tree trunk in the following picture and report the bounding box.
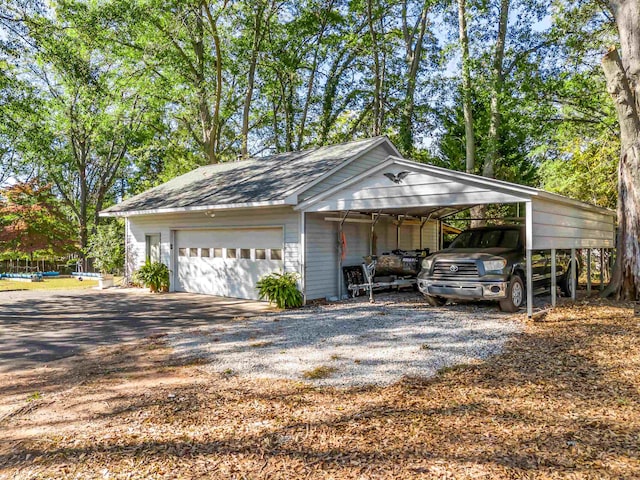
[366,0,383,136]
[472,0,509,228]
[601,41,640,300]
[399,0,430,154]
[297,0,334,150]
[241,3,265,158]
[203,1,226,164]
[483,0,509,180]
[458,0,475,174]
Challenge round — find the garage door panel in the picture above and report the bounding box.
[175,228,284,300]
[177,228,283,249]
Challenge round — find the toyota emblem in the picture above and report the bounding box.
[449,265,459,272]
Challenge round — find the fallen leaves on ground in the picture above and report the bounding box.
[0,299,639,479]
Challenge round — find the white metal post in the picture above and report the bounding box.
[525,201,534,317]
[370,211,381,256]
[337,211,350,299]
[169,230,176,292]
[124,217,130,284]
[300,211,306,304]
[586,249,591,296]
[526,249,533,317]
[600,248,605,291]
[551,248,557,307]
[571,247,577,301]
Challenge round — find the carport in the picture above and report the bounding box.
[296,156,617,316]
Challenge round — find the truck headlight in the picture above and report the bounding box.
[421,258,433,271]
[483,259,506,273]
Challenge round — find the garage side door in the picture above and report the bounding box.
[175,228,284,300]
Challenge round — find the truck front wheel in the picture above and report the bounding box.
[499,276,525,312]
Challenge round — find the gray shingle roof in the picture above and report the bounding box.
[102,137,389,214]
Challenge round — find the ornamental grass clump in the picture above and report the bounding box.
[256,272,303,309]
[135,261,170,293]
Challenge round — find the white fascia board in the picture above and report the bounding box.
[99,199,291,218]
[283,136,395,203]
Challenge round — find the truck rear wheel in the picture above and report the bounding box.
[499,276,525,313]
[560,261,579,297]
[423,294,447,307]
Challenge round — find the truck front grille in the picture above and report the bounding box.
[432,261,478,277]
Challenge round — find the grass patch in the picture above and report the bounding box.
[302,365,337,380]
[26,392,42,402]
[0,276,121,292]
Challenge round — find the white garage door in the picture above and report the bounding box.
[175,228,284,300]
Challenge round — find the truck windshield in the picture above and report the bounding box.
[449,229,520,249]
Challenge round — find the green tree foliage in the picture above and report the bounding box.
[88,221,125,274]
[2,1,166,257]
[0,0,629,260]
[539,135,617,209]
[0,180,77,258]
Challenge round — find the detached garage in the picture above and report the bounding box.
[101,136,615,313]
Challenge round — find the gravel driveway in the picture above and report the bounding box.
[170,293,524,387]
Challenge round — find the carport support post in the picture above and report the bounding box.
[419,214,432,251]
[600,248,605,291]
[300,211,306,304]
[586,249,591,296]
[526,249,533,317]
[337,211,350,299]
[370,211,381,256]
[551,248,557,307]
[525,201,533,318]
[571,248,577,301]
[396,215,405,250]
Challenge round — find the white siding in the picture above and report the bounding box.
[305,213,375,300]
[531,198,616,249]
[299,143,395,201]
[126,207,300,292]
[305,213,339,300]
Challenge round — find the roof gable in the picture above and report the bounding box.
[296,158,530,214]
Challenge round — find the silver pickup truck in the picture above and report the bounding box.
[416,225,577,312]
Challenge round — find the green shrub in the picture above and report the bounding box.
[135,261,169,293]
[256,272,303,309]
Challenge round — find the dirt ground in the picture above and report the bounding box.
[0,299,638,479]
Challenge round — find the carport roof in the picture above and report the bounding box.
[296,156,616,218]
[101,136,398,216]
